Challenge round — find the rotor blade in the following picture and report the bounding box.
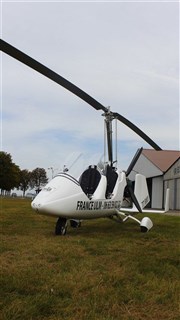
[126,147,143,177]
[126,180,142,213]
[0,39,162,150]
[113,112,161,151]
[0,39,107,112]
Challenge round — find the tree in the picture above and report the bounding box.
[0,151,20,195]
[19,169,31,197]
[30,168,48,193]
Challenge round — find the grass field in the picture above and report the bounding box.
[0,198,179,320]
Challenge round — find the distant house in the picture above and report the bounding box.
[128,149,180,210]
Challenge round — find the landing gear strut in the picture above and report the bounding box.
[116,211,153,232]
[55,218,67,235]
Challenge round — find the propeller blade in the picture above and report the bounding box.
[126,147,143,177]
[126,180,142,213]
[0,39,162,151]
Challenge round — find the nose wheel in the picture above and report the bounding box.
[55,218,67,235]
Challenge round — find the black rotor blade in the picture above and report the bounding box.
[126,180,142,213]
[126,147,143,177]
[0,39,162,151]
[113,112,161,151]
[0,39,107,112]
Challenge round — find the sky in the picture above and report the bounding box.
[0,0,179,179]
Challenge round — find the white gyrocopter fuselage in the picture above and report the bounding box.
[31,164,153,235]
[32,167,126,219]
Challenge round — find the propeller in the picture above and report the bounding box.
[126,179,142,213]
[0,39,162,153]
[126,147,143,177]
[124,148,143,212]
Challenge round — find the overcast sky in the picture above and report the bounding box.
[1,0,179,178]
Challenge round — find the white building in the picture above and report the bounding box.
[128,149,180,211]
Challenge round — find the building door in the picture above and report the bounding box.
[175,178,180,210]
[146,178,152,208]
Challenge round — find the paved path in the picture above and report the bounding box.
[164,211,180,217]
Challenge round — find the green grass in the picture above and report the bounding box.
[0,198,179,320]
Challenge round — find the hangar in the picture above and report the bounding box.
[128,149,180,211]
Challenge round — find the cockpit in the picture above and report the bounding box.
[79,164,119,200]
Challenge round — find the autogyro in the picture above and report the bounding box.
[0,39,168,235]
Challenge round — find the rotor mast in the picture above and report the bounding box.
[102,107,117,167]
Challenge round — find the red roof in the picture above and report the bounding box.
[142,149,180,172]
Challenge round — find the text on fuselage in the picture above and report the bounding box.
[76,200,121,211]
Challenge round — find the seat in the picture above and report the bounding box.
[79,166,101,198]
[105,165,118,198]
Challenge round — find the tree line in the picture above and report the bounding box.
[0,151,48,196]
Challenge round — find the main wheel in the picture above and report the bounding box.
[70,220,81,228]
[55,218,67,235]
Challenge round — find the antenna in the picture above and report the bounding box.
[104,118,107,168]
[114,117,118,169]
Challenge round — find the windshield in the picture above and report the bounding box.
[57,152,104,179]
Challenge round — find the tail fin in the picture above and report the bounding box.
[133,174,150,211]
